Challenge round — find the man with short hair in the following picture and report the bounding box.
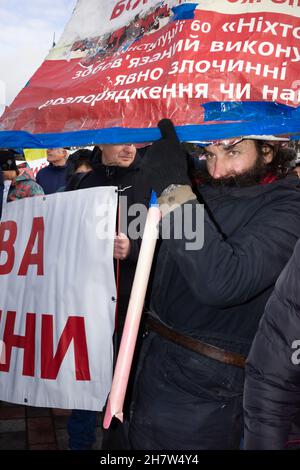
[36,148,69,194]
[67,142,152,450]
[75,143,151,267]
[98,143,137,168]
[128,120,300,450]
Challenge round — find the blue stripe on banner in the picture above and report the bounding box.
[202,101,299,122]
[171,3,197,20]
[0,122,299,148]
[0,103,299,148]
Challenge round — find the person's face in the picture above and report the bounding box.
[3,170,17,181]
[294,166,300,178]
[100,144,136,167]
[204,139,273,180]
[47,148,67,163]
[74,163,92,174]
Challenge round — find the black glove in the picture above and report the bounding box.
[141,119,190,196]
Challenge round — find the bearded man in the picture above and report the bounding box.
[128,120,300,450]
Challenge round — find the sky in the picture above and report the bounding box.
[0,0,77,116]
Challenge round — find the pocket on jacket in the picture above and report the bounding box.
[164,346,243,402]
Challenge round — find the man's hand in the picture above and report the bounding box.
[141,119,190,196]
[114,233,131,260]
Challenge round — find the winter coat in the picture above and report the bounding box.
[7,168,44,202]
[150,174,300,357]
[36,163,68,194]
[244,238,300,449]
[67,149,152,325]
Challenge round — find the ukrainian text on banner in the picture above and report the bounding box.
[0,187,117,410]
[0,0,299,146]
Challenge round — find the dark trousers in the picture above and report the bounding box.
[68,410,97,450]
[67,303,144,450]
[129,333,244,450]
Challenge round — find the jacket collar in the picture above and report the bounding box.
[198,173,299,201]
[48,162,68,169]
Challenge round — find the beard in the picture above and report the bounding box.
[197,153,272,188]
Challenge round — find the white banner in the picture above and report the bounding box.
[51,0,180,54]
[0,187,117,411]
[49,0,300,61]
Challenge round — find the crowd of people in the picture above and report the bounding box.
[0,122,300,450]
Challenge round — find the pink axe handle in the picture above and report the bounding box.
[103,192,160,428]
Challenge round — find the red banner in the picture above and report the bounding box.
[0,0,299,140]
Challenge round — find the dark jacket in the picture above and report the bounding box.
[244,239,300,449]
[36,164,68,194]
[151,174,300,357]
[68,149,152,320]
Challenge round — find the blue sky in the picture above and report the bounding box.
[0,0,77,115]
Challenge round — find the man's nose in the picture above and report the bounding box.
[123,144,133,152]
[211,159,227,179]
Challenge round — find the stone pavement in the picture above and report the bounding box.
[0,401,103,450]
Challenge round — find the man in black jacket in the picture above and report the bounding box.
[72,143,152,335]
[244,239,300,450]
[67,143,151,450]
[128,120,300,450]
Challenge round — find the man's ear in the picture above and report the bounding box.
[261,144,274,163]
